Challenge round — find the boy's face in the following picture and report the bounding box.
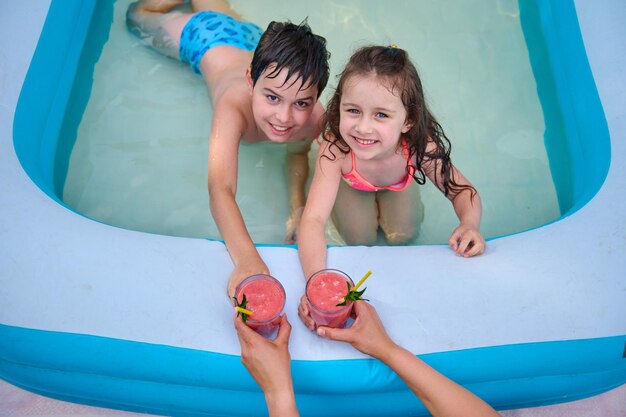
[248,65,319,143]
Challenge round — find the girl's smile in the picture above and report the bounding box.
[352,136,378,147]
[339,74,411,160]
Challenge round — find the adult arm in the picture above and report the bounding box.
[208,105,268,297]
[317,302,500,417]
[284,139,312,244]
[234,315,299,417]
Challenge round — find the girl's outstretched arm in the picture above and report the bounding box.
[422,142,485,257]
[317,302,500,417]
[448,175,485,257]
[297,142,344,330]
[297,142,343,280]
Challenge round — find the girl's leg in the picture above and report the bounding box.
[331,181,379,246]
[376,185,424,245]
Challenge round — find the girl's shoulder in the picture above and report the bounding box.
[416,137,442,162]
[424,136,440,153]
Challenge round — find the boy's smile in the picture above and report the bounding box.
[249,65,318,143]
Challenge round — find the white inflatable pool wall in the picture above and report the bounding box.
[0,2,624,415]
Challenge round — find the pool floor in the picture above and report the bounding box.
[62,0,559,244]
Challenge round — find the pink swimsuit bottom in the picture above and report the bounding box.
[341,141,417,192]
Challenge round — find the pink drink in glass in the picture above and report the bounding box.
[306,269,354,328]
[234,274,285,339]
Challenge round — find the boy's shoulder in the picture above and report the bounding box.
[214,79,252,114]
[211,83,253,138]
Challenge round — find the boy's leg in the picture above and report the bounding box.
[190,0,243,20]
[134,0,185,12]
[126,1,191,59]
[377,185,424,245]
[331,181,378,246]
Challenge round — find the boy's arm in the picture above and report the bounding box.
[284,139,312,244]
[297,142,342,280]
[208,106,268,297]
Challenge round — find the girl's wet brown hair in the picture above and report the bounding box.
[323,45,475,199]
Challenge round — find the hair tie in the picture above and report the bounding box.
[389,44,398,49]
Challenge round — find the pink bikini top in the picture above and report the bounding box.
[341,141,417,192]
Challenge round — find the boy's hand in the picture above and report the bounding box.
[228,259,270,298]
[316,301,396,360]
[448,224,486,257]
[297,294,317,331]
[284,207,304,244]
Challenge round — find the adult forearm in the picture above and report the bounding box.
[265,389,300,417]
[383,346,499,417]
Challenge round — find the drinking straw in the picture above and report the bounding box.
[353,270,372,291]
[235,306,253,316]
[340,270,372,303]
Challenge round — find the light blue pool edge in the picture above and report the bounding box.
[5,0,623,416]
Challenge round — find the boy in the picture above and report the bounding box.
[127,0,330,296]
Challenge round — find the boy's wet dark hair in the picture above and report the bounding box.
[250,20,330,98]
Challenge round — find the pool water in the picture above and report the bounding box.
[63,0,559,245]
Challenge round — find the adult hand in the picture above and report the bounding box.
[297,294,317,331]
[316,301,396,360]
[234,314,294,397]
[227,258,270,299]
[448,224,485,257]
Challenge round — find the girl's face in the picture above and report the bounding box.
[339,74,411,160]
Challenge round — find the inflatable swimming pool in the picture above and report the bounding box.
[1,1,625,416]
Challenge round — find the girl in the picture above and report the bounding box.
[298,45,485,281]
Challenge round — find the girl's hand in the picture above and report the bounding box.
[297,294,317,331]
[448,224,486,257]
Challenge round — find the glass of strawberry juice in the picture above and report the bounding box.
[234,274,285,339]
[305,269,354,328]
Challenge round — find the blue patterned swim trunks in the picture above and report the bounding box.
[179,11,263,74]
